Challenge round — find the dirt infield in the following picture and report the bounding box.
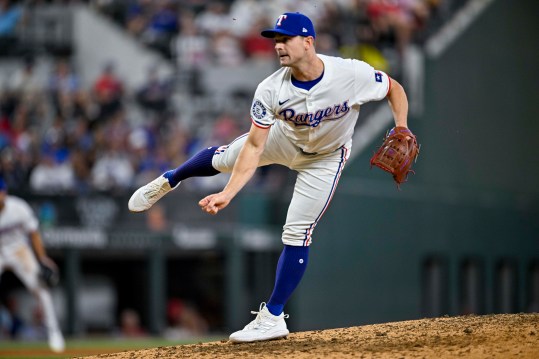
[79,313,538,359]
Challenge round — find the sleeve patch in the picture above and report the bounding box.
[375,71,383,83]
[251,100,267,120]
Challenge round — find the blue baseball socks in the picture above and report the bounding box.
[266,245,310,316]
[164,146,220,187]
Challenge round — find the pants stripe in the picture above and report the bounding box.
[303,146,349,246]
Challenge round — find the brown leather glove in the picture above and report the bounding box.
[370,126,420,188]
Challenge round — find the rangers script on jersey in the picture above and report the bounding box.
[250,54,391,154]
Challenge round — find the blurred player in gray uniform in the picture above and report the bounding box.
[0,179,65,352]
[129,12,410,343]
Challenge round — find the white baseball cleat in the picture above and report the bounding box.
[229,302,290,343]
[48,330,65,353]
[128,173,179,212]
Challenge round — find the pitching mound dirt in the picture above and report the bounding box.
[79,313,538,358]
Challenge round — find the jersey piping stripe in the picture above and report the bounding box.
[386,76,392,97]
[303,146,349,246]
[229,132,249,145]
[213,133,249,156]
[251,117,272,129]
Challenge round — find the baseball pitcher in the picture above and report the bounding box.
[129,12,413,342]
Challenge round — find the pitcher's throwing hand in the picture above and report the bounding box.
[199,192,231,215]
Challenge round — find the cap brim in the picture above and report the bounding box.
[261,28,298,38]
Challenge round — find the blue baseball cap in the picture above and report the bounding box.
[261,12,316,38]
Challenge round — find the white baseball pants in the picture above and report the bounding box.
[212,123,351,246]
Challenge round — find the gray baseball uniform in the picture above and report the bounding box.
[212,54,390,246]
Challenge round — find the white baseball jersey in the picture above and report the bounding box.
[0,195,39,249]
[250,54,391,154]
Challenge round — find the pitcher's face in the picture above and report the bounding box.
[274,35,312,67]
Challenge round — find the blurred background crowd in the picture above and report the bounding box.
[0,0,457,196]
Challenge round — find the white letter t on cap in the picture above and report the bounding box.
[276,14,287,26]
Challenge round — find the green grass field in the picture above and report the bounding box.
[0,336,225,359]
